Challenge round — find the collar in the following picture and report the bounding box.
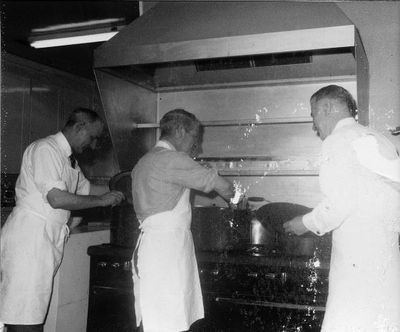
[155,140,176,151]
[332,117,356,134]
[54,132,73,157]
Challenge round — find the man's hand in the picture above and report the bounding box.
[283,216,309,236]
[100,190,125,207]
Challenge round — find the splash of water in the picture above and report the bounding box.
[279,249,322,332]
[230,180,247,205]
[303,249,321,329]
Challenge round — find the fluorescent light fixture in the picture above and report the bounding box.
[29,19,125,48]
[30,31,119,48]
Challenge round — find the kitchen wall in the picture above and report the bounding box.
[1,54,119,178]
[139,2,399,151]
[137,1,400,209]
[158,78,357,208]
[338,2,400,150]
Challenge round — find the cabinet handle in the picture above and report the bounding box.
[264,273,277,279]
[200,269,219,276]
[247,272,258,278]
[215,297,326,312]
[123,261,131,271]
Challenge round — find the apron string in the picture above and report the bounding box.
[132,228,143,277]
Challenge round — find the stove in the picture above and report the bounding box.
[193,251,329,332]
[87,243,330,332]
[86,244,138,332]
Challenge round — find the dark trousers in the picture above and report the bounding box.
[5,325,43,332]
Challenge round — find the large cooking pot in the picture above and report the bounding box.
[191,206,250,251]
[109,171,140,248]
[253,202,317,256]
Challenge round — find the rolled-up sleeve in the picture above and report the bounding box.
[31,144,67,201]
[303,196,351,236]
[76,167,91,195]
[157,151,219,193]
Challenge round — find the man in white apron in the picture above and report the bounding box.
[284,85,400,332]
[132,109,234,332]
[0,108,124,332]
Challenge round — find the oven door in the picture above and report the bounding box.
[192,294,325,332]
[87,286,136,332]
[192,261,328,332]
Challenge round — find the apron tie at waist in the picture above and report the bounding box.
[16,204,48,221]
[16,203,70,242]
[139,210,191,232]
[133,212,190,275]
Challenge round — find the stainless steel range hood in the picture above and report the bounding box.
[95,2,354,67]
[94,2,368,171]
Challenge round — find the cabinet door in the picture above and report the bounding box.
[1,71,30,173]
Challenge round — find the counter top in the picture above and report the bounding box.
[70,222,110,235]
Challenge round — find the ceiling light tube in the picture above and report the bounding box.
[29,25,124,48]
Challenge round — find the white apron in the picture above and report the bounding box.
[0,206,69,324]
[0,158,80,324]
[132,189,204,332]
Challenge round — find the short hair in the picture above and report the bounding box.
[64,107,102,129]
[310,85,358,118]
[159,109,201,139]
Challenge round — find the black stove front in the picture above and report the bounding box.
[87,244,138,332]
[192,254,329,332]
[87,244,329,332]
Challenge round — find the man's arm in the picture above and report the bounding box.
[213,176,234,202]
[47,188,124,210]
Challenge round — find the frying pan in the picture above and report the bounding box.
[255,202,312,230]
[254,202,315,256]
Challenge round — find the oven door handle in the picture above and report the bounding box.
[215,297,326,312]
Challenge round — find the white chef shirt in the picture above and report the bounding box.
[303,117,400,235]
[15,131,90,222]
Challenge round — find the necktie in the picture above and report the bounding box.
[69,155,76,169]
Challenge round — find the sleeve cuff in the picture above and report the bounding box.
[302,212,325,236]
[203,168,219,193]
[39,181,67,203]
[77,180,90,196]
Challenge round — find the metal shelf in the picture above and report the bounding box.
[133,117,312,129]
